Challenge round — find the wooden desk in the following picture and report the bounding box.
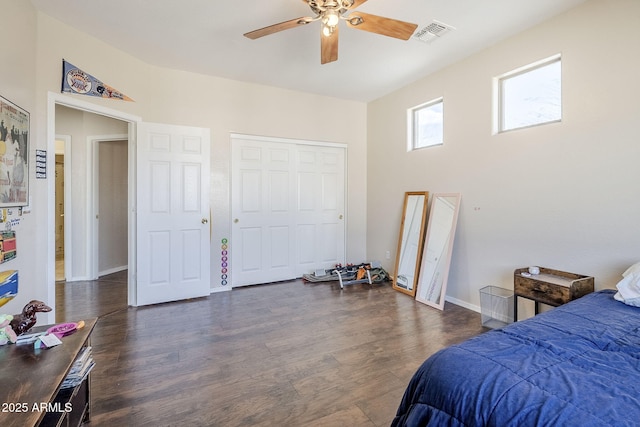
[0,318,97,427]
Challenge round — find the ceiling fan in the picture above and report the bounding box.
[244,0,418,64]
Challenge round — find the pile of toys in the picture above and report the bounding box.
[303,262,389,288]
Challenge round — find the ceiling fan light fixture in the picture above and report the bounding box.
[321,9,339,37]
[245,0,418,64]
[323,10,340,27]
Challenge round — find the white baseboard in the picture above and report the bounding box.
[64,275,93,282]
[445,295,481,313]
[99,265,128,277]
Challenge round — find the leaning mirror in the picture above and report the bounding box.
[392,192,429,297]
[416,193,461,310]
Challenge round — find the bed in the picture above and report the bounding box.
[392,290,640,426]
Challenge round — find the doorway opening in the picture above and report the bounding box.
[54,152,64,281]
[90,136,129,280]
[54,134,72,282]
[47,92,140,318]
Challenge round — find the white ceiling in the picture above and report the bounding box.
[30,0,587,102]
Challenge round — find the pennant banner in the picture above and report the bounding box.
[61,60,133,101]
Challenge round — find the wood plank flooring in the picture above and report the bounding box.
[56,275,485,426]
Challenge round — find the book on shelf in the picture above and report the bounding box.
[61,346,95,389]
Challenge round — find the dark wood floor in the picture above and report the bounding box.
[56,270,129,320]
[56,274,485,426]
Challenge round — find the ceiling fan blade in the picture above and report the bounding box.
[346,12,418,40]
[321,25,339,64]
[244,17,310,40]
[346,0,368,9]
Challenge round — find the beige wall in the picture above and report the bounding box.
[0,0,39,314]
[367,0,640,313]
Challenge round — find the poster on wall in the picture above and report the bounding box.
[61,60,134,102]
[0,96,29,207]
[0,230,16,264]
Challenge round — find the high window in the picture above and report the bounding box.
[408,98,443,150]
[497,55,562,133]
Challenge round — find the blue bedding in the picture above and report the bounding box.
[392,290,640,426]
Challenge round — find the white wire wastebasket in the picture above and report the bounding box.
[480,286,514,329]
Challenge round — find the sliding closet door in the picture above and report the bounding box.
[294,145,345,277]
[231,135,346,287]
[231,139,296,286]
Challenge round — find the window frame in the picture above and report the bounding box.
[495,54,562,134]
[407,97,444,151]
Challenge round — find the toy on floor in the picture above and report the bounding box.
[302,262,390,289]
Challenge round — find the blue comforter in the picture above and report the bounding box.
[392,290,640,426]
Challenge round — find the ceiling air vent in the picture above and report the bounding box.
[413,20,455,43]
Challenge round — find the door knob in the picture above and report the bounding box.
[339,214,343,220]
[202,218,208,224]
[234,218,239,223]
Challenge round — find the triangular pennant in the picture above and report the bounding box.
[61,60,134,102]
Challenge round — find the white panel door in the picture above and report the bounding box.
[231,139,296,286]
[295,145,345,276]
[136,122,211,306]
[231,136,345,287]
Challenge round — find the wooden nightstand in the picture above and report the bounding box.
[514,267,594,321]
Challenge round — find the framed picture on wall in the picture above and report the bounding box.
[0,95,29,207]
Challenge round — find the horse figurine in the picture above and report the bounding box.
[10,300,52,335]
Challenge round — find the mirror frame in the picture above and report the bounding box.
[392,191,429,297]
[415,193,461,310]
